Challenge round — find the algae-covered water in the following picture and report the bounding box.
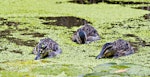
[0,0,150,77]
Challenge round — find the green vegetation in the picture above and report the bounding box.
[0,0,150,77]
[84,63,150,77]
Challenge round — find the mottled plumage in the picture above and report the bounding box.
[96,39,134,59]
[33,38,62,60]
[72,24,100,44]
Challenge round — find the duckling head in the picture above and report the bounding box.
[34,43,48,60]
[76,29,87,44]
[96,43,114,59]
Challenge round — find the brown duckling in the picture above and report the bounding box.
[72,23,100,44]
[96,39,135,59]
[33,38,62,60]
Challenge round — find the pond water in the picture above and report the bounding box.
[123,34,150,47]
[39,16,91,28]
[21,32,46,37]
[5,37,37,47]
[68,0,150,4]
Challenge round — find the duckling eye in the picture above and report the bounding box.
[93,30,96,33]
[40,50,44,54]
[53,45,58,51]
[125,43,129,48]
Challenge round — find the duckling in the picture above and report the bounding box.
[33,38,62,60]
[72,24,100,44]
[96,39,134,59]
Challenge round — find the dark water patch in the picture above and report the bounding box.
[126,18,144,23]
[0,20,28,29]
[5,37,37,47]
[0,17,7,21]
[88,55,96,57]
[21,32,46,37]
[0,29,13,38]
[17,28,29,31]
[123,34,150,47]
[56,1,62,4]
[123,34,137,38]
[68,0,103,4]
[106,25,116,29]
[106,1,150,5]
[39,16,91,28]
[109,18,147,29]
[1,21,20,27]
[134,6,150,11]
[143,14,150,19]
[10,50,22,54]
[133,41,150,47]
[69,0,150,4]
[111,22,136,29]
[82,49,86,52]
[0,47,8,52]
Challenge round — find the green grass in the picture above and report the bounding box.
[0,0,150,77]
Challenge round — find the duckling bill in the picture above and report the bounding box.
[33,38,62,60]
[96,39,135,59]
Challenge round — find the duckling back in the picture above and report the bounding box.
[33,38,62,60]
